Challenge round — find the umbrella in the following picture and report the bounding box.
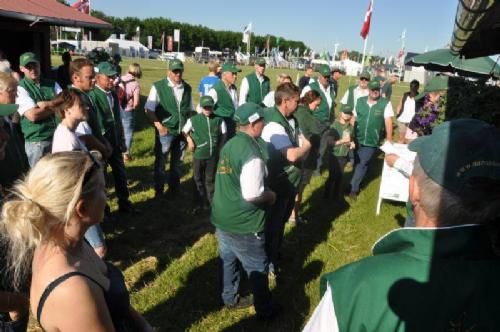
[405,48,500,78]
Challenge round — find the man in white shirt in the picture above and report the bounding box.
[340,71,370,109]
[239,58,270,106]
[145,59,193,199]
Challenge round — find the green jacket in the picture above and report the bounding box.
[330,120,353,157]
[320,225,500,331]
[18,78,58,142]
[88,87,124,148]
[294,105,321,170]
[245,72,270,105]
[189,113,224,159]
[212,80,236,119]
[211,132,268,234]
[264,107,301,190]
[308,80,335,124]
[354,96,389,147]
[153,79,192,136]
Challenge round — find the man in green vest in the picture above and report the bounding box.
[89,62,137,214]
[301,64,336,172]
[207,63,240,138]
[349,80,393,199]
[15,52,61,167]
[182,95,226,213]
[239,58,270,106]
[340,71,370,109]
[261,82,311,276]
[145,59,193,199]
[212,102,279,319]
[304,119,500,331]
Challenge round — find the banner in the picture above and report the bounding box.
[71,0,89,14]
[147,36,153,50]
[167,36,173,52]
[360,0,373,39]
[173,29,180,42]
[242,22,252,44]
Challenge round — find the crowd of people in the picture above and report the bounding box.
[0,49,499,331]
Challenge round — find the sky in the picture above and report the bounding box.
[90,0,458,57]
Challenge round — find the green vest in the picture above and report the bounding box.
[212,80,236,118]
[69,86,104,142]
[264,107,302,190]
[320,226,500,331]
[309,80,335,124]
[211,132,267,234]
[190,113,224,159]
[18,78,58,142]
[294,105,321,170]
[355,96,389,147]
[153,79,192,136]
[245,72,270,105]
[346,84,357,108]
[330,120,353,157]
[89,87,123,147]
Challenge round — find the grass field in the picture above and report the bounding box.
[31,56,410,331]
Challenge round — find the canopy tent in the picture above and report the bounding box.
[405,48,500,78]
[450,0,500,58]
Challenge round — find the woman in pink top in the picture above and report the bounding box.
[120,63,142,162]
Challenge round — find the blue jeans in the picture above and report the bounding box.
[153,132,186,195]
[216,229,273,316]
[350,145,377,193]
[25,140,51,168]
[84,224,105,248]
[120,110,135,153]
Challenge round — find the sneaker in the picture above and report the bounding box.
[123,153,132,163]
[225,294,254,310]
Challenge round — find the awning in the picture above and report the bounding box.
[450,0,500,58]
[0,0,111,29]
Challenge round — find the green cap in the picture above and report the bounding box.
[416,76,449,100]
[19,52,39,67]
[96,62,117,76]
[340,104,353,115]
[221,63,242,73]
[169,59,184,71]
[255,58,266,65]
[318,64,331,77]
[368,80,381,90]
[234,102,264,125]
[373,75,386,82]
[200,95,215,108]
[359,71,371,80]
[409,119,500,195]
[0,104,18,117]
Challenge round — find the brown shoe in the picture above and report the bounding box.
[123,153,131,163]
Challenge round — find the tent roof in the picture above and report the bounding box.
[0,0,111,29]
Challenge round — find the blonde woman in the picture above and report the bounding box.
[1,152,152,331]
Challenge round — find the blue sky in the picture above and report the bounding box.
[90,0,458,57]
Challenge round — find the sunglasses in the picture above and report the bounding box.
[82,151,101,186]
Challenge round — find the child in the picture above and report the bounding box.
[324,104,355,200]
[183,95,226,213]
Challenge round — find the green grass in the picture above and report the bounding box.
[40,56,409,331]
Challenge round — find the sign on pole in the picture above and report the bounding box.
[376,143,416,215]
[167,36,173,52]
[147,36,153,50]
[173,29,180,52]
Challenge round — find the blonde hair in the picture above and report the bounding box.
[127,63,142,78]
[0,71,17,92]
[1,152,101,289]
[277,73,292,84]
[208,60,219,73]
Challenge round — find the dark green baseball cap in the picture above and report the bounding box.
[96,61,117,77]
[409,119,500,195]
[0,104,18,117]
[200,95,215,108]
[255,58,266,65]
[340,104,354,115]
[169,59,184,71]
[318,64,331,77]
[19,52,39,67]
[373,75,386,83]
[221,63,242,73]
[368,80,381,90]
[234,102,264,125]
[416,76,449,100]
[359,71,371,80]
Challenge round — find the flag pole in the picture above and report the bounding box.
[361,36,368,71]
[88,0,92,41]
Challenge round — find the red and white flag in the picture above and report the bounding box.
[360,0,373,39]
[72,0,90,14]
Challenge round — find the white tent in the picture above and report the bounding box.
[330,59,362,76]
[105,38,149,58]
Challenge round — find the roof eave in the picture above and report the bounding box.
[0,9,112,29]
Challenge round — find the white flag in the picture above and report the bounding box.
[242,22,252,44]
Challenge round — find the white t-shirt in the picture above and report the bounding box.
[262,91,275,108]
[52,123,88,153]
[207,84,238,110]
[240,158,266,200]
[340,86,369,109]
[238,74,265,106]
[261,118,298,150]
[16,82,63,116]
[145,78,193,112]
[398,96,416,123]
